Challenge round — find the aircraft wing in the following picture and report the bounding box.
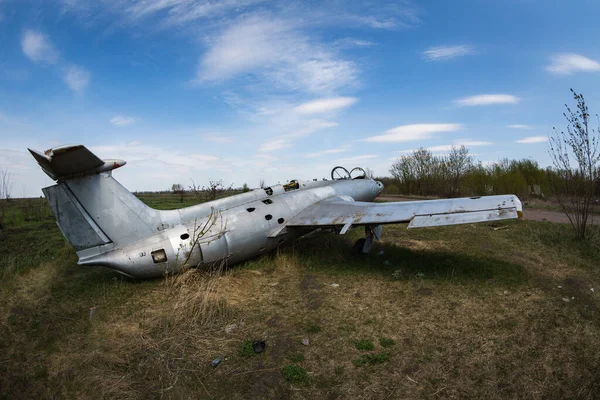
[285,194,522,231]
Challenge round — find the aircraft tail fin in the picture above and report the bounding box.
[30,145,167,254]
[28,145,126,181]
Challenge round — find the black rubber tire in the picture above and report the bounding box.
[353,238,366,254]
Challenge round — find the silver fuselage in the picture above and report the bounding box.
[78,178,383,278]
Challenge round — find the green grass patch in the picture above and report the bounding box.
[379,338,396,348]
[306,322,322,334]
[288,353,305,363]
[353,353,390,367]
[238,340,256,357]
[355,340,375,351]
[282,365,309,383]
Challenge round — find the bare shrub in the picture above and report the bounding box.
[549,89,600,240]
[0,168,13,228]
[171,183,185,203]
[444,145,473,197]
[189,179,233,202]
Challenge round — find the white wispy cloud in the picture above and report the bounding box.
[364,123,463,143]
[197,15,357,94]
[305,146,349,158]
[423,45,475,61]
[294,97,357,114]
[507,124,532,130]
[459,140,494,147]
[59,0,261,29]
[333,38,376,49]
[259,119,338,152]
[454,94,520,106]
[546,53,600,75]
[21,29,91,92]
[61,0,420,32]
[63,65,90,92]
[515,136,548,144]
[109,115,136,127]
[426,140,493,152]
[425,145,454,152]
[21,30,59,64]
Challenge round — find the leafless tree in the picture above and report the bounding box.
[549,89,600,240]
[390,154,416,194]
[259,179,265,189]
[189,179,233,201]
[0,167,13,229]
[445,146,473,197]
[171,183,185,203]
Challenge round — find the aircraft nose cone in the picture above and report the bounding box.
[376,180,384,193]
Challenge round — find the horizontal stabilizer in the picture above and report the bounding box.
[28,145,125,180]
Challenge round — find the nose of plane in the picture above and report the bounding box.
[375,180,384,194]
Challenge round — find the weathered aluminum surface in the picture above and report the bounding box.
[286,195,523,228]
[30,144,523,279]
[43,184,111,250]
[408,208,518,228]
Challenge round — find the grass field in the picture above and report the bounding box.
[1,195,600,399]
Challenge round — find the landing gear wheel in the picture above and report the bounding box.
[353,238,367,254]
[331,166,351,180]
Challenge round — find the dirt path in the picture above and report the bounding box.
[376,195,599,225]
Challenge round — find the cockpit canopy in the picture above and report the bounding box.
[331,166,371,180]
[282,166,372,192]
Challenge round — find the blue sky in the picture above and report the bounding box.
[1,0,600,197]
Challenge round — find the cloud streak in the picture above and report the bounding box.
[515,136,548,144]
[21,29,91,92]
[364,123,463,143]
[507,124,532,130]
[294,97,357,114]
[454,94,520,106]
[423,45,474,61]
[426,140,493,152]
[198,15,357,94]
[110,115,136,127]
[546,53,600,75]
[259,119,338,152]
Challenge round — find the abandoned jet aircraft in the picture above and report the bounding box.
[29,145,523,279]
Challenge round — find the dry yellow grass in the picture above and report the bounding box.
[1,220,600,399]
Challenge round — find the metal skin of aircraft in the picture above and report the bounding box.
[29,145,524,279]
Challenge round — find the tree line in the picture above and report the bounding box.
[383,89,599,241]
[384,146,560,199]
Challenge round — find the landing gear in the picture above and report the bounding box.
[354,225,383,254]
[353,238,367,254]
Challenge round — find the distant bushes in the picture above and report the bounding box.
[385,146,582,199]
